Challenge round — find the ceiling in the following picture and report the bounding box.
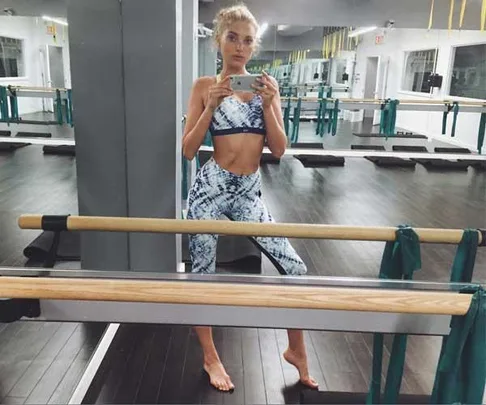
[1,0,484,30]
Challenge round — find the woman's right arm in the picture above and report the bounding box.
[182,77,231,160]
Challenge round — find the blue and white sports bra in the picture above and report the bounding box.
[209,74,266,137]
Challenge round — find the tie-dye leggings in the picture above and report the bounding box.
[186,157,307,275]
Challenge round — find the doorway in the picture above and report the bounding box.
[47,45,65,88]
[363,57,379,119]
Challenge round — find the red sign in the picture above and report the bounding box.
[375,35,385,45]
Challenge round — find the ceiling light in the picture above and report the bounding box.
[348,26,377,38]
[258,22,268,37]
[42,16,68,26]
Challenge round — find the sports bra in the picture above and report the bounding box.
[209,74,266,137]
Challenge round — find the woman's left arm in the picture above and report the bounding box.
[254,71,287,158]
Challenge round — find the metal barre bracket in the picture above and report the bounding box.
[479,229,486,247]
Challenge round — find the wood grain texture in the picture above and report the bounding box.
[17,214,483,245]
[0,276,472,315]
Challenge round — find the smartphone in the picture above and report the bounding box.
[229,74,262,92]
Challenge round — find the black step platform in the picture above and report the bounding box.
[300,391,431,404]
[365,156,416,168]
[291,142,324,149]
[351,145,386,151]
[43,144,76,156]
[0,130,12,137]
[392,145,428,152]
[434,147,471,154]
[412,158,470,170]
[15,131,52,138]
[294,154,345,167]
[353,132,427,139]
[0,142,30,151]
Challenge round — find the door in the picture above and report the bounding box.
[373,57,389,125]
[47,45,65,88]
[363,57,379,119]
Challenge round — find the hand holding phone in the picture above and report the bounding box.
[229,74,262,93]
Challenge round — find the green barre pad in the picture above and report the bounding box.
[0,130,12,137]
[300,391,431,404]
[351,144,386,151]
[365,156,416,167]
[0,142,30,151]
[15,132,52,138]
[43,145,75,156]
[412,158,470,170]
[294,154,345,167]
[291,142,323,149]
[353,132,427,139]
[260,154,280,164]
[434,147,471,154]
[392,145,428,152]
[458,159,486,170]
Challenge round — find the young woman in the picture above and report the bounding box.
[182,4,318,393]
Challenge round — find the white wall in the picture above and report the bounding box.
[352,28,486,150]
[0,16,71,115]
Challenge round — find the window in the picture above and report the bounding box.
[449,43,486,100]
[0,36,24,78]
[401,49,438,93]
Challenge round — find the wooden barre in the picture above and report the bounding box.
[18,215,484,245]
[0,276,472,315]
[281,96,486,107]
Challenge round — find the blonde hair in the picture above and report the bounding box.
[212,3,261,51]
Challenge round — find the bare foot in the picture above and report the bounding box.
[283,348,319,389]
[203,360,235,392]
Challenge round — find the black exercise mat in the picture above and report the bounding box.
[365,156,416,167]
[291,142,323,149]
[353,132,427,139]
[24,231,80,262]
[294,154,345,167]
[392,145,428,152]
[300,391,431,404]
[15,132,52,138]
[182,233,261,270]
[351,145,386,151]
[0,142,30,151]
[458,159,486,170]
[198,150,212,167]
[0,130,11,137]
[412,158,470,171]
[434,147,471,154]
[260,154,280,164]
[43,145,76,156]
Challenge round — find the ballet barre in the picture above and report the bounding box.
[0,268,479,335]
[18,214,485,246]
[281,97,486,113]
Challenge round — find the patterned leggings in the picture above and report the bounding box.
[186,158,307,275]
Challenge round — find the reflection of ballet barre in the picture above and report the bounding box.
[17,214,485,245]
[280,97,486,113]
[7,85,70,99]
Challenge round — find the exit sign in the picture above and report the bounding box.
[375,35,385,45]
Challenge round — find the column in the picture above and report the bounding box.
[68,0,129,271]
[68,0,182,272]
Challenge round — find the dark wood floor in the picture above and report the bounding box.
[0,145,104,405]
[0,119,484,404]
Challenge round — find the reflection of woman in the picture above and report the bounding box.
[182,4,318,392]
